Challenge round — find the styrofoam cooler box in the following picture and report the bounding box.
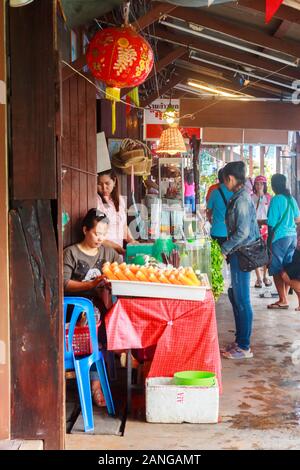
[146,377,219,424]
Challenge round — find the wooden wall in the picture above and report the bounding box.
[62,75,97,247]
[8,0,64,449]
[9,1,57,199]
[180,99,300,130]
[0,0,10,440]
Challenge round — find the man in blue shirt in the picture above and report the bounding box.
[207,182,233,246]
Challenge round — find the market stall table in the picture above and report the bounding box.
[105,291,222,410]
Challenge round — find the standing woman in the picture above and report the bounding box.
[97,169,137,256]
[251,175,272,288]
[221,161,260,359]
[267,174,300,310]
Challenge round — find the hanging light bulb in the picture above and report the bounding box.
[163,104,177,125]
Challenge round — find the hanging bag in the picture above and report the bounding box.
[237,196,293,272]
[236,237,270,272]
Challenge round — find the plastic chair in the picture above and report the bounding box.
[64,297,115,432]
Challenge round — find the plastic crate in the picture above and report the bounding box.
[65,321,101,356]
[125,243,153,263]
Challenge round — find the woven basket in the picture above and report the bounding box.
[119,148,145,162]
[112,138,153,176]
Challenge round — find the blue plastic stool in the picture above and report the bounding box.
[64,297,115,432]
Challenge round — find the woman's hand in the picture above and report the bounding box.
[128,239,139,246]
[114,245,126,255]
[88,275,107,290]
[102,240,125,255]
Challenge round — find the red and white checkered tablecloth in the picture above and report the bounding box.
[105,291,222,391]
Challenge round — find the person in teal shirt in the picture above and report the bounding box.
[267,174,300,310]
[207,182,233,246]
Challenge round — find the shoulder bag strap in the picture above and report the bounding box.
[218,187,228,207]
[272,196,293,234]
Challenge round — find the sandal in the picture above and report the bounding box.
[267,302,289,310]
[91,382,106,407]
[255,280,263,288]
[263,278,272,287]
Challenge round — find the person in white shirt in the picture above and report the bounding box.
[97,169,137,256]
[251,175,272,288]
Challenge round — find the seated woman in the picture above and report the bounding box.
[281,249,300,311]
[64,208,122,405]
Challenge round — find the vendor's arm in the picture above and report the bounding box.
[102,239,125,255]
[65,277,105,292]
[221,199,251,256]
[126,225,139,244]
[63,247,107,291]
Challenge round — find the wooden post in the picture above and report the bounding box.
[9,1,64,449]
[0,0,10,441]
[240,145,244,160]
[249,145,254,177]
[276,146,281,174]
[230,146,234,162]
[222,146,226,164]
[260,146,265,175]
[191,136,201,209]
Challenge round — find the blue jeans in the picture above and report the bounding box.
[228,253,254,350]
[184,195,195,212]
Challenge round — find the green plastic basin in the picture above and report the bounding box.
[173,371,216,387]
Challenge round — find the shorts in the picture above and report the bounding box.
[284,249,300,280]
[269,236,296,276]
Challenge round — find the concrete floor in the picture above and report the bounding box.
[66,286,300,450]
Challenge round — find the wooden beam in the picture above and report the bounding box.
[168,6,300,58]
[132,2,177,32]
[273,20,293,39]
[260,146,265,174]
[141,74,183,107]
[153,26,300,81]
[122,47,186,97]
[238,0,300,25]
[180,99,300,130]
[148,46,186,79]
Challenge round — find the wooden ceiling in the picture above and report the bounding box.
[63,0,300,105]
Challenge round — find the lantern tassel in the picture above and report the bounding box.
[106,87,120,135]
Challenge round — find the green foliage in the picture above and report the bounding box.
[200,174,217,204]
[210,240,224,301]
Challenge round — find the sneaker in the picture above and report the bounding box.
[222,346,253,359]
[220,341,237,353]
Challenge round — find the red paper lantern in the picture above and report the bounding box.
[86,25,154,133]
[86,25,154,88]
